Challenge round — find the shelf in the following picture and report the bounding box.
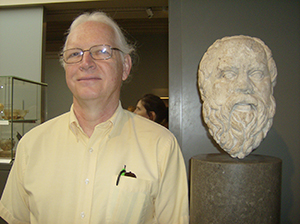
[0,121,9,125]
[10,119,37,123]
[0,158,12,164]
[0,76,47,162]
[0,119,37,125]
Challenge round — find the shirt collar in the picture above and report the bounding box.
[69,102,125,140]
[69,105,85,141]
[107,101,125,138]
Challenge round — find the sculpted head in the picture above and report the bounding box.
[198,35,277,159]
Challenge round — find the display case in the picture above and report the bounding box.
[0,76,47,163]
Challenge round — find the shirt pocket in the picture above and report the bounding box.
[105,175,155,224]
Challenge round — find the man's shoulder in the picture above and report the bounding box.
[122,109,173,136]
[25,112,70,137]
[121,110,180,155]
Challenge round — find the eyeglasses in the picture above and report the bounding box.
[61,44,122,64]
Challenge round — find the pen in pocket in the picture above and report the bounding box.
[116,165,137,186]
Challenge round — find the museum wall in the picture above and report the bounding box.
[169,0,300,223]
[0,7,43,82]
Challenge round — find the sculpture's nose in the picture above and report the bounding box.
[235,74,254,94]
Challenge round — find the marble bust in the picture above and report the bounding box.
[198,35,277,159]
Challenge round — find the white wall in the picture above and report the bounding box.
[169,0,300,223]
[0,7,43,82]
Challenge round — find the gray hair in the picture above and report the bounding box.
[60,11,135,67]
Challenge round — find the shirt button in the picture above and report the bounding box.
[85,179,89,185]
[89,148,93,153]
[81,212,85,218]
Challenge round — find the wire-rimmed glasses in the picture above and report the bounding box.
[61,44,122,64]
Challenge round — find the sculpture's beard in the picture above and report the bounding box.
[202,94,275,159]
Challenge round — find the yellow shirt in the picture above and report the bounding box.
[0,103,189,224]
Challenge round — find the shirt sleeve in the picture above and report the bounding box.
[155,134,189,223]
[0,141,30,224]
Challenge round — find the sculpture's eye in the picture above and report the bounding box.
[249,70,264,81]
[222,71,237,80]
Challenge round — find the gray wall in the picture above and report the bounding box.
[45,33,168,119]
[0,7,43,82]
[44,57,72,119]
[169,0,300,223]
[121,33,169,108]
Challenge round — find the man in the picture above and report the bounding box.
[0,12,189,223]
[198,35,277,159]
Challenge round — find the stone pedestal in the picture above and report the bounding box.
[190,153,282,224]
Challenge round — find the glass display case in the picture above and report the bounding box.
[0,76,47,163]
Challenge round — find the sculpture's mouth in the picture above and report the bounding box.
[234,104,254,112]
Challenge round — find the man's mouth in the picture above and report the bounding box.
[78,76,101,81]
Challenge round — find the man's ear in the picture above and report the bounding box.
[149,111,156,122]
[122,54,132,81]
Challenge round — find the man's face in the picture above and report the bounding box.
[64,21,131,104]
[207,39,272,109]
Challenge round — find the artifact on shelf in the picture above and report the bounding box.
[0,138,15,151]
[2,109,29,120]
[0,103,4,112]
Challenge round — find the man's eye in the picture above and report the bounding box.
[68,51,81,58]
[249,70,264,80]
[222,71,237,80]
[94,49,110,56]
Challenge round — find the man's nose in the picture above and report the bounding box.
[80,51,95,70]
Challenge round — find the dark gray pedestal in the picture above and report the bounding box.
[190,153,282,224]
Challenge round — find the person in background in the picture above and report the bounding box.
[0,11,189,224]
[127,105,136,112]
[134,93,168,128]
